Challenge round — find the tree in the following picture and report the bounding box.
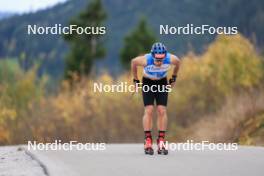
[64,0,107,79]
[120,18,156,69]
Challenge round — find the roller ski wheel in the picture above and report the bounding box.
[144,147,154,155]
[157,148,168,155]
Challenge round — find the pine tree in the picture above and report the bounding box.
[64,0,107,79]
[120,18,156,69]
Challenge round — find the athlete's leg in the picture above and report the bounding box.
[156,86,169,154]
[143,105,154,155]
[142,77,155,131]
[156,105,168,154]
[155,77,168,131]
[156,105,167,131]
[143,105,154,131]
[142,77,155,154]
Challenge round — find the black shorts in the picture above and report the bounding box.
[142,77,169,106]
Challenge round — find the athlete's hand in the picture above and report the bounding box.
[133,78,140,93]
[133,78,140,85]
[169,75,177,87]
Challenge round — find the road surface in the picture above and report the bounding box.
[0,146,47,176]
[27,144,264,176]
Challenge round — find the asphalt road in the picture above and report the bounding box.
[29,144,264,176]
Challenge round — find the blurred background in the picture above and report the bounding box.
[0,0,264,145]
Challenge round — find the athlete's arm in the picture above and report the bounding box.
[170,54,181,76]
[169,54,181,85]
[131,55,147,80]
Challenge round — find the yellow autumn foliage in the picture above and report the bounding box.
[0,34,263,144]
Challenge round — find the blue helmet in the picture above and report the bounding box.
[151,42,167,57]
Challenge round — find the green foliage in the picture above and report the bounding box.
[64,0,107,78]
[120,18,156,69]
[0,59,22,84]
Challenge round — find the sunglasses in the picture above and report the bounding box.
[154,58,163,63]
[153,53,165,63]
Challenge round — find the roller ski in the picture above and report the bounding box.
[144,137,154,155]
[157,137,168,155]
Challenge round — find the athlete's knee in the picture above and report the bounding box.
[144,106,154,117]
[157,106,167,117]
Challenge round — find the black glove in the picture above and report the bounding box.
[133,78,140,85]
[169,75,177,84]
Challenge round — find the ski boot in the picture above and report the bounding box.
[144,137,154,155]
[157,137,168,155]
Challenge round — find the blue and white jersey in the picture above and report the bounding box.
[143,53,171,79]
